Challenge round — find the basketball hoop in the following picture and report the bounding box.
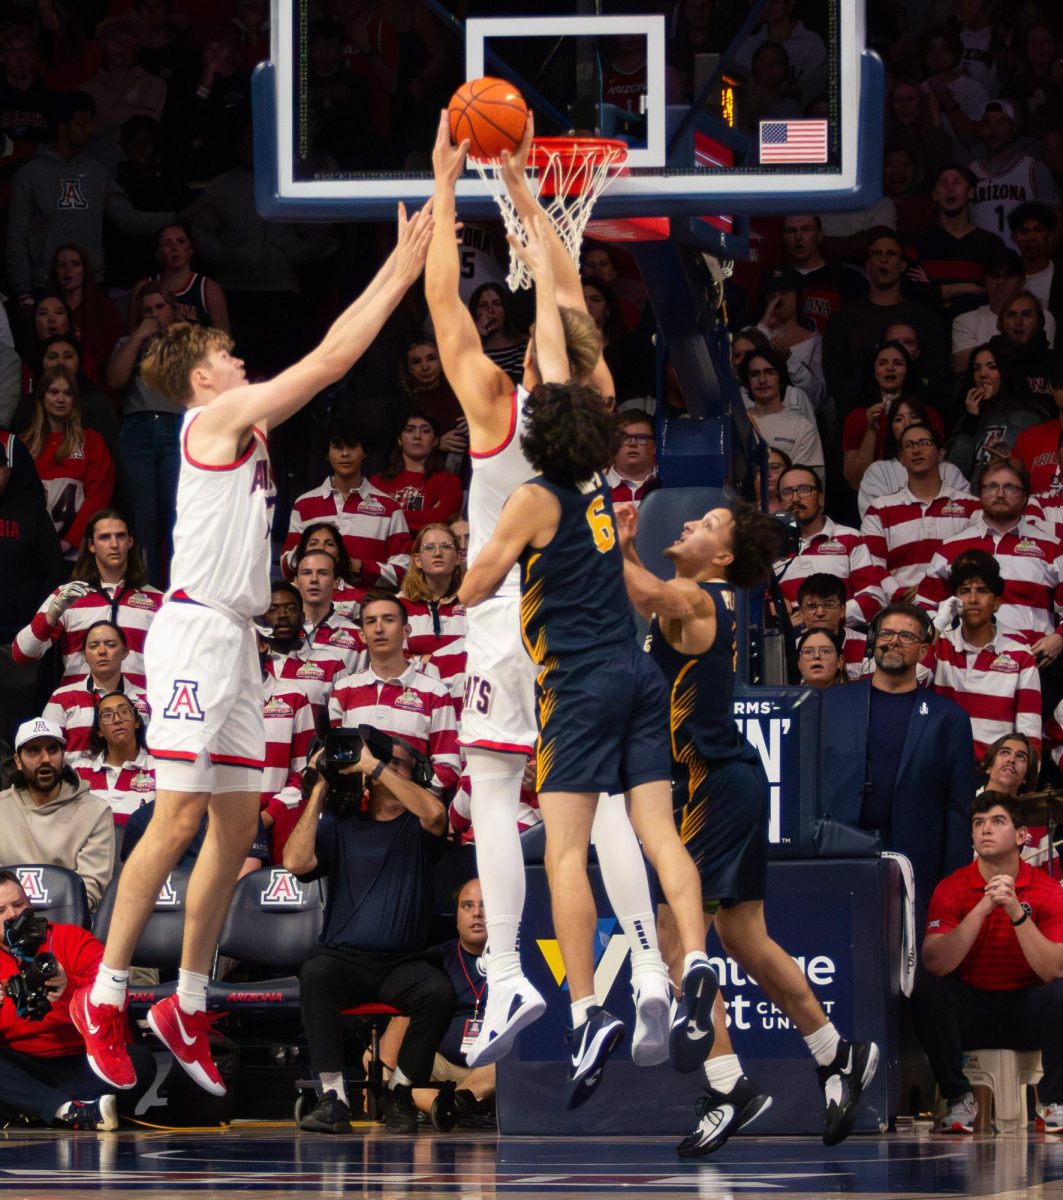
[470,136,628,291]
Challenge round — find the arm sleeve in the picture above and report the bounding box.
[925,877,963,936]
[281,499,308,578]
[359,510,412,588]
[793,418,824,472]
[64,433,115,551]
[12,590,63,663]
[849,517,887,623]
[75,807,117,910]
[103,177,175,237]
[427,692,460,797]
[4,166,34,298]
[54,923,105,988]
[914,551,950,611]
[1014,654,1043,756]
[942,709,977,880]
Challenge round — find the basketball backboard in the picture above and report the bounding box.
[253,1,884,222]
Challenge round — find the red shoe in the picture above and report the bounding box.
[147,995,226,1096]
[69,986,136,1090]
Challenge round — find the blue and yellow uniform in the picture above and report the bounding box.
[519,471,671,795]
[649,582,769,906]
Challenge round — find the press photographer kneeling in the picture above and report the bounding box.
[0,872,154,1129]
[283,727,456,1135]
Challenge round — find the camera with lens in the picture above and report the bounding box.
[771,509,801,558]
[304,725,433,815]
[3,911,58,1021]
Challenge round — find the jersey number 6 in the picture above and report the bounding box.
[585,496,616,554]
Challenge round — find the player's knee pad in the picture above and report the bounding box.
[465,746,527,786]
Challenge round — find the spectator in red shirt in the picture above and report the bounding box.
[21,366,114,558]
[400,339,467,471]
[262,579,347,723]
[773,465,859,607]
[293,548,366,677]
[914,792,1063,1135]
[0,871,154,1129]
[1013,365,1063,495]
[75,691,156,827]
[605,409,659,508]
[370,412,463,535]
[400,523,467,702]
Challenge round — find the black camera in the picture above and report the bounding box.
[771,510,801,558]
[304,725,433,814]
[3,911,58,1021]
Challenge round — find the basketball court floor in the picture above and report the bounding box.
[3,1125,1063,1200]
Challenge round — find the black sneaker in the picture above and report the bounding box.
[455,1089,497,1130]
[430,1083,457,1132]
[299,1089,352,1134]
[385,1084,419,1134]
[677,1075,772,1158]
[816,1039,880,1146]
[669,960,719,1073]
[566,1006,625,1110]
[54,1095,118,1131]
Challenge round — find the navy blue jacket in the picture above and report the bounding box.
[819,680,976,915]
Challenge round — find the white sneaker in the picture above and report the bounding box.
[937,1091,977,1135]
[631,969,672,1067]
[1040,1102,1063,1134]
[465,973,546,1067]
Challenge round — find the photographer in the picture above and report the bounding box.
[283,727,455,1137]
[0,871,154,1130]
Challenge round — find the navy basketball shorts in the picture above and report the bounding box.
[534,641,671,795]
[674,757,769,907]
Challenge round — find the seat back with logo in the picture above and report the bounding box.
[2,864,90,929]
[207,867,325,1009]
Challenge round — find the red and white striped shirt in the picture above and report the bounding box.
[76,748,156,825]
[303,606,367,675]
[282,477,411,598]
[850,485,979,623]
[264,642,347,721]
[774,518,860,605]
[403,598,467,703]
[1030,491,1063,535]
[260,674,316,863]
[604,466,659,510]
[328,660,460,796]
[915,514,1063,642]
[932,624,1042,759]
[42,674,149,763]
[13,581,163,684]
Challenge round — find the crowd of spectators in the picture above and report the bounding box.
[1,0,1063,1132]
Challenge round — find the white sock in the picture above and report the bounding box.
[389,1065,412,1089]
[177,969,209,1015]
[804,1021,841,1067]
[54,1101,74,1120]
[570,995,598,1029]
[90,964,129,1010]
[705,1053,744,1094]
[591,794,665,972]
[320,1071,347,1106]
[683,950,710,975]
[467,748,527,977]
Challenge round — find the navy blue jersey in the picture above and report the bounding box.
[649,581,759,769]
[518,472,634,664]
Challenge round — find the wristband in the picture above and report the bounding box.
[1011,910,1029,927]
[369,761,386,781]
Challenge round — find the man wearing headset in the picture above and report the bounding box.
[283,727,454,1138]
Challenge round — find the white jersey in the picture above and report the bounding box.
[467,386,530,600]
[168,407,275,619]
[970,155,1040,249]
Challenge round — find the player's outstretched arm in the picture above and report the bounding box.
[457,483,560,607]
[499,114,583,310]
[509,214,567,383]
[425,112,512,436]
[615,504,712,623]
[202,202,433,438]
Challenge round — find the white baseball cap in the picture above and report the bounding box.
[14,718,66,753]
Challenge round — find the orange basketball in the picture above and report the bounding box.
[448,77,528,160]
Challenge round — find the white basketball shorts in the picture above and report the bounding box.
[458,594,536,756]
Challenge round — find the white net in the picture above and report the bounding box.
[470,138,627,291]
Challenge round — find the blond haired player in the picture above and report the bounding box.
[427,112,673,1070]
[70,204,434,1095]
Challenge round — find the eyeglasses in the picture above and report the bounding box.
[621,434,653,445]
[980,483,1024,496]
[799,646,836,659]
[418,542,455,553]
[799,598,841,613]
[876,628,922,646]
[780,484,818,499]
[901,438,935,451]
[99,708,134,725]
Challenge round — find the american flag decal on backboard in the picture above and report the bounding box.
[759,119,829,163]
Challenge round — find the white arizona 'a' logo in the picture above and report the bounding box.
[17,867,49,904]
[157,874,179,905]
[163,680,204,720]
[261,869,304,905]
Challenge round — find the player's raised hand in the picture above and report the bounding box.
[507,213,554,283]
[394,199,435,283]
[614,502,638,552]
[432,111,469,189]
[500,111,534,190]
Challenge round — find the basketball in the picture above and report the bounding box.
[448,77,528,160]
